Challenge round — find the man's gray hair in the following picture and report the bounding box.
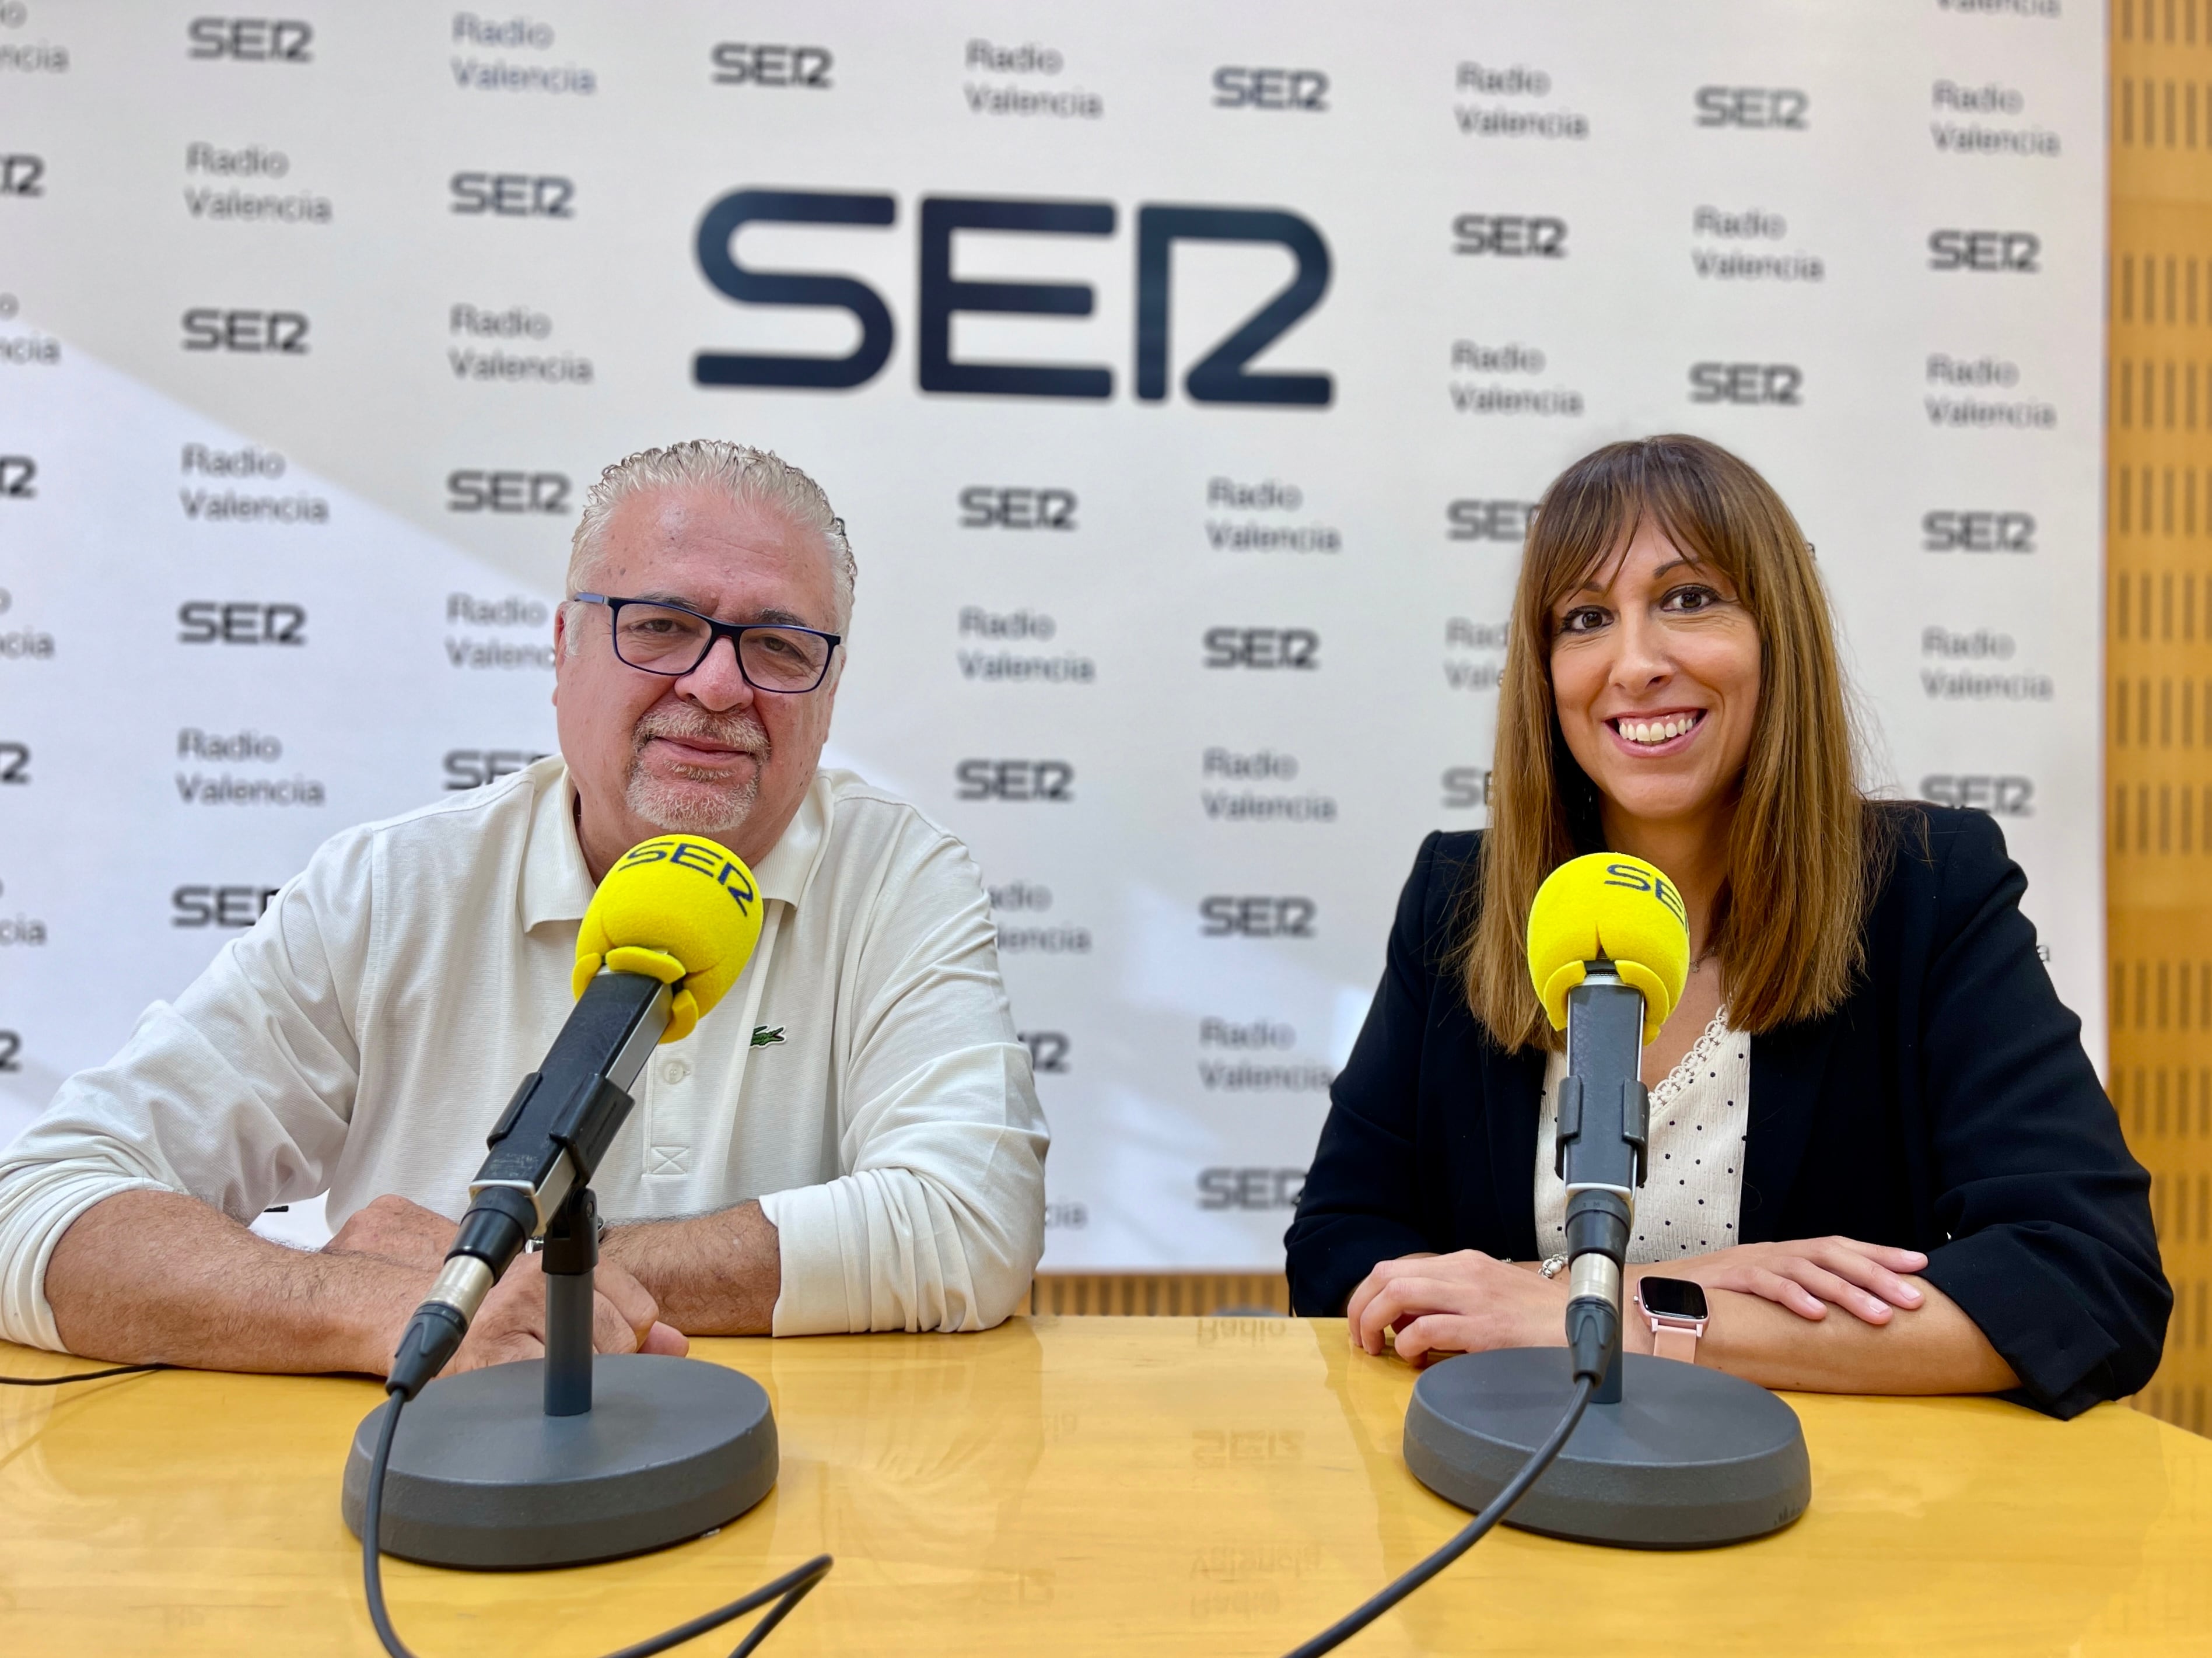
[565,441,856,634]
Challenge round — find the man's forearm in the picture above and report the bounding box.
[1626,1269,2020,1396]
[601,1200,780,1335]
[45,1188,421,1374]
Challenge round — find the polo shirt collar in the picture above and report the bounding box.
[520,761,596,932]
[519,759,827,931]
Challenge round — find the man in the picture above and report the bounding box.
[0,441,1048,1376]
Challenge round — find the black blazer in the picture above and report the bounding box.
[1285,806,2168,1419]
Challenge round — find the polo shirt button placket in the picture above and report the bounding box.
[648,1055,693,1178]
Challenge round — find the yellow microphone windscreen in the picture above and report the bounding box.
[571,835,765,1043]
[1525,854,1690,1044]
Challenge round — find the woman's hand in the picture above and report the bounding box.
[1653,1237,1928,1326]
[1347,1250,1567,1365]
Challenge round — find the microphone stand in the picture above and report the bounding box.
[341,1171,779,1569]
[1399,961,1812,1548]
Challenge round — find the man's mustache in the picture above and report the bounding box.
[633,707,769,755]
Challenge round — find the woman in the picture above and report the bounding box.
[1286,435,2167,1418]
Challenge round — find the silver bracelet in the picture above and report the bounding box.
[1539,1253,1569,1280]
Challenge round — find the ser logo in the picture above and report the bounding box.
[956,759,1074,802]
[1204,627,1320,669]
[1200,896,1317,938]
[1198,1166,1307,1210]
[172,884,281,927]
[1929,230,2040,273]
[1689,362,1801,405]
[450,173,574,218]
[187,17,312,61]
[1695,86,1808,128]
[1,154,43,197]
[1446,499,1537,541]
[446,470,570,513]
[444,749,547,790]
[694,190,1331,405]
[1923,511,2035,553]
[0,740,27,784]
[182,308,309,353]
[178,601,306,645]
[710,43,832,86]
[959,486,1076,530]
[1441,766,1491,809]
[0,455,33,497]
[1212,67,1329,110]
[1922,774,2034,817]
[1018,1030,1071,1074]
[1451,215,1566,257]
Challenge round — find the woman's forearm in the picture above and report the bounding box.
[1627,1271,2018,1396]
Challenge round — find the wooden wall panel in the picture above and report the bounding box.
[2113,0,2212,1438]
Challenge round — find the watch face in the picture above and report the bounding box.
[1639,1276,1709,1321]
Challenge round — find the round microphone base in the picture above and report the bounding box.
[1405,1347,1810,1548]
[342,1354,777,1569]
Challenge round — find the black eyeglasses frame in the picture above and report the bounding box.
[570,593,842,693]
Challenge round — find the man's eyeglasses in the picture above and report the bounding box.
[572,594,841,693]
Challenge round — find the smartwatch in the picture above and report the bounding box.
[1635,1275,1710,1364]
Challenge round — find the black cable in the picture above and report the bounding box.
[0,1362,166,1386]
[362,1387,832,1658]
[1281,1375,1597,1658]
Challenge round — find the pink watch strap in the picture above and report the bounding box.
[1652,1324,1700,1363]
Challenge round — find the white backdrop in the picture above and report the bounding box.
[0,1,2106,1268]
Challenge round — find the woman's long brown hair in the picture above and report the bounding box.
[1457,434,1881,1050]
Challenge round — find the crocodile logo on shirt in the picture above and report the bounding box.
[751,1025,785,1048]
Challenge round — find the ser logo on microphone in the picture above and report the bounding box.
[614,837,760,915]
[1600,860,1686,925]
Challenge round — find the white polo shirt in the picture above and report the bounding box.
[0,759,1048,1350]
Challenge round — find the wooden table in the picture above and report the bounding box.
[5,1317,2209,1656]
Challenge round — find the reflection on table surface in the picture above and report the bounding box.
[4,1316,2210,1656]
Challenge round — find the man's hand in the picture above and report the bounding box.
[445,1250,687,1375]
[327,1194,687,1375]
[324,1193,457,1272]
[1347,1250,1567,1365]
[1648,1237,1929,1326]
